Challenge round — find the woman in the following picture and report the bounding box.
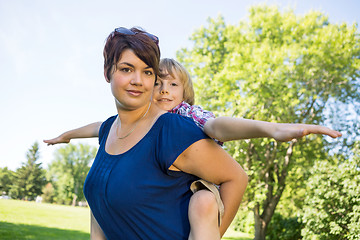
[83,27,247,240]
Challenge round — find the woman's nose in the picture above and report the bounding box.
[130,72,143,86]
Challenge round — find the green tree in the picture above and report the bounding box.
[10,142,46,200]
[302,143,360,240]
[0,167,14,195]
[177,5,360,240]
[41,182,55,203]
[48,143,96,205]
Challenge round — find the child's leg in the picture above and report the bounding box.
[188,189,220,240]
[188,180,224,240]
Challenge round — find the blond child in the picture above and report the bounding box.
[44,58,341,239]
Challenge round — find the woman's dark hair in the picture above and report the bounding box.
[103,27,161,81]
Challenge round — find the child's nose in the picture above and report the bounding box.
[160,85,168,94]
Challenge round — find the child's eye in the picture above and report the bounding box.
[171,83,178,86]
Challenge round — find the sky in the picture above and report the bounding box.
[0,0,359,171]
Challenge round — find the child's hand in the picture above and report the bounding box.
[272,124,342,142]
[43,136,70,146]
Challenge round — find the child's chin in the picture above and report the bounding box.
[157,102,175,111]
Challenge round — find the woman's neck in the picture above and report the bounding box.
[114,102,152,140]
[116,102,152,126]
[114,103,165,140]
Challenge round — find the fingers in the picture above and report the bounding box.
[328,130,342,138]
[312,126,342,138]
[43,137,71,145]
[282,125,342,142]
[302,126,342,139]
[43,139,54,146]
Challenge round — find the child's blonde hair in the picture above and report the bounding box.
[159,58,195,105]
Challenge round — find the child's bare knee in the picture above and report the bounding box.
[189,190,218,218]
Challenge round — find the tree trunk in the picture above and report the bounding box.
[254,203,266,240]
[253,140,296,240]
[72,194,77,207]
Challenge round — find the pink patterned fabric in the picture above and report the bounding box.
[169,101,223,146]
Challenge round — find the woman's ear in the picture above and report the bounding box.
[104,71,110,83]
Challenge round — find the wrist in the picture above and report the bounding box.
[263,121,277,139]
[60,132,72,142]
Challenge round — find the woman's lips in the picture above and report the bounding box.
[127,90,143,96]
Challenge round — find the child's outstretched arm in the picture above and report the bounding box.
[43,122,102,145]
[204,117,342,142]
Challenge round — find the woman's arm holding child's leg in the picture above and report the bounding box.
[174,139,248,237]
[204,117,342,142]
[43,122,102,145]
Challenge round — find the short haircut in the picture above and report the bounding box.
[103,27,161,81]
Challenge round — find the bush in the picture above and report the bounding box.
[233,208,255,235]
[301,151,360,240]
[266,212,303,240]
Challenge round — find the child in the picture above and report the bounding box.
[44,58,341,239]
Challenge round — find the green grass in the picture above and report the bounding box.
[0,199,90,240]
[0,199,252,240]
[222,226,253,240]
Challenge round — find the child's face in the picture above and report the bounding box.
[153,70,184,111]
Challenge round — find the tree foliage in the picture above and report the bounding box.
[301,143,360,240]
[41,182,55,203]
[10,142,46,200]
[0,167,14,195]
[266,212,303,240]
[177,5,360,240]
[48,143,96,205]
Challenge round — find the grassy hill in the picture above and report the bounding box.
[0,199,252,240]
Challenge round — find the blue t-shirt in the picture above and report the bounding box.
[84,112,209,239]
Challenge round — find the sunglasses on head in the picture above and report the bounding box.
[114,27,159,45]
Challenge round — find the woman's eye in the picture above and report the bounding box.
[171,83,178,86]
[145,70,154,76]
[120,68,131,73]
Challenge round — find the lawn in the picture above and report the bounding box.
[0,199,252,240]
[0,199,90,240]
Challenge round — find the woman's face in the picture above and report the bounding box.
[108,49,156,111]
[153,70,184,111]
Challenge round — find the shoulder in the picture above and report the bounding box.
[156,113,207,139]
[154,113,209,170]
[98,115,117,144]
[159,112,197,128]
[169,101,191,114]
[188,104,209,114]
[171,102,215,118]
[100,115,117,130]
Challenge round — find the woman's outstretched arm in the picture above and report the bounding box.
[43,122,102,145]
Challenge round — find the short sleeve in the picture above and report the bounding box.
[156,113,209,172]
[98,115,116,145]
